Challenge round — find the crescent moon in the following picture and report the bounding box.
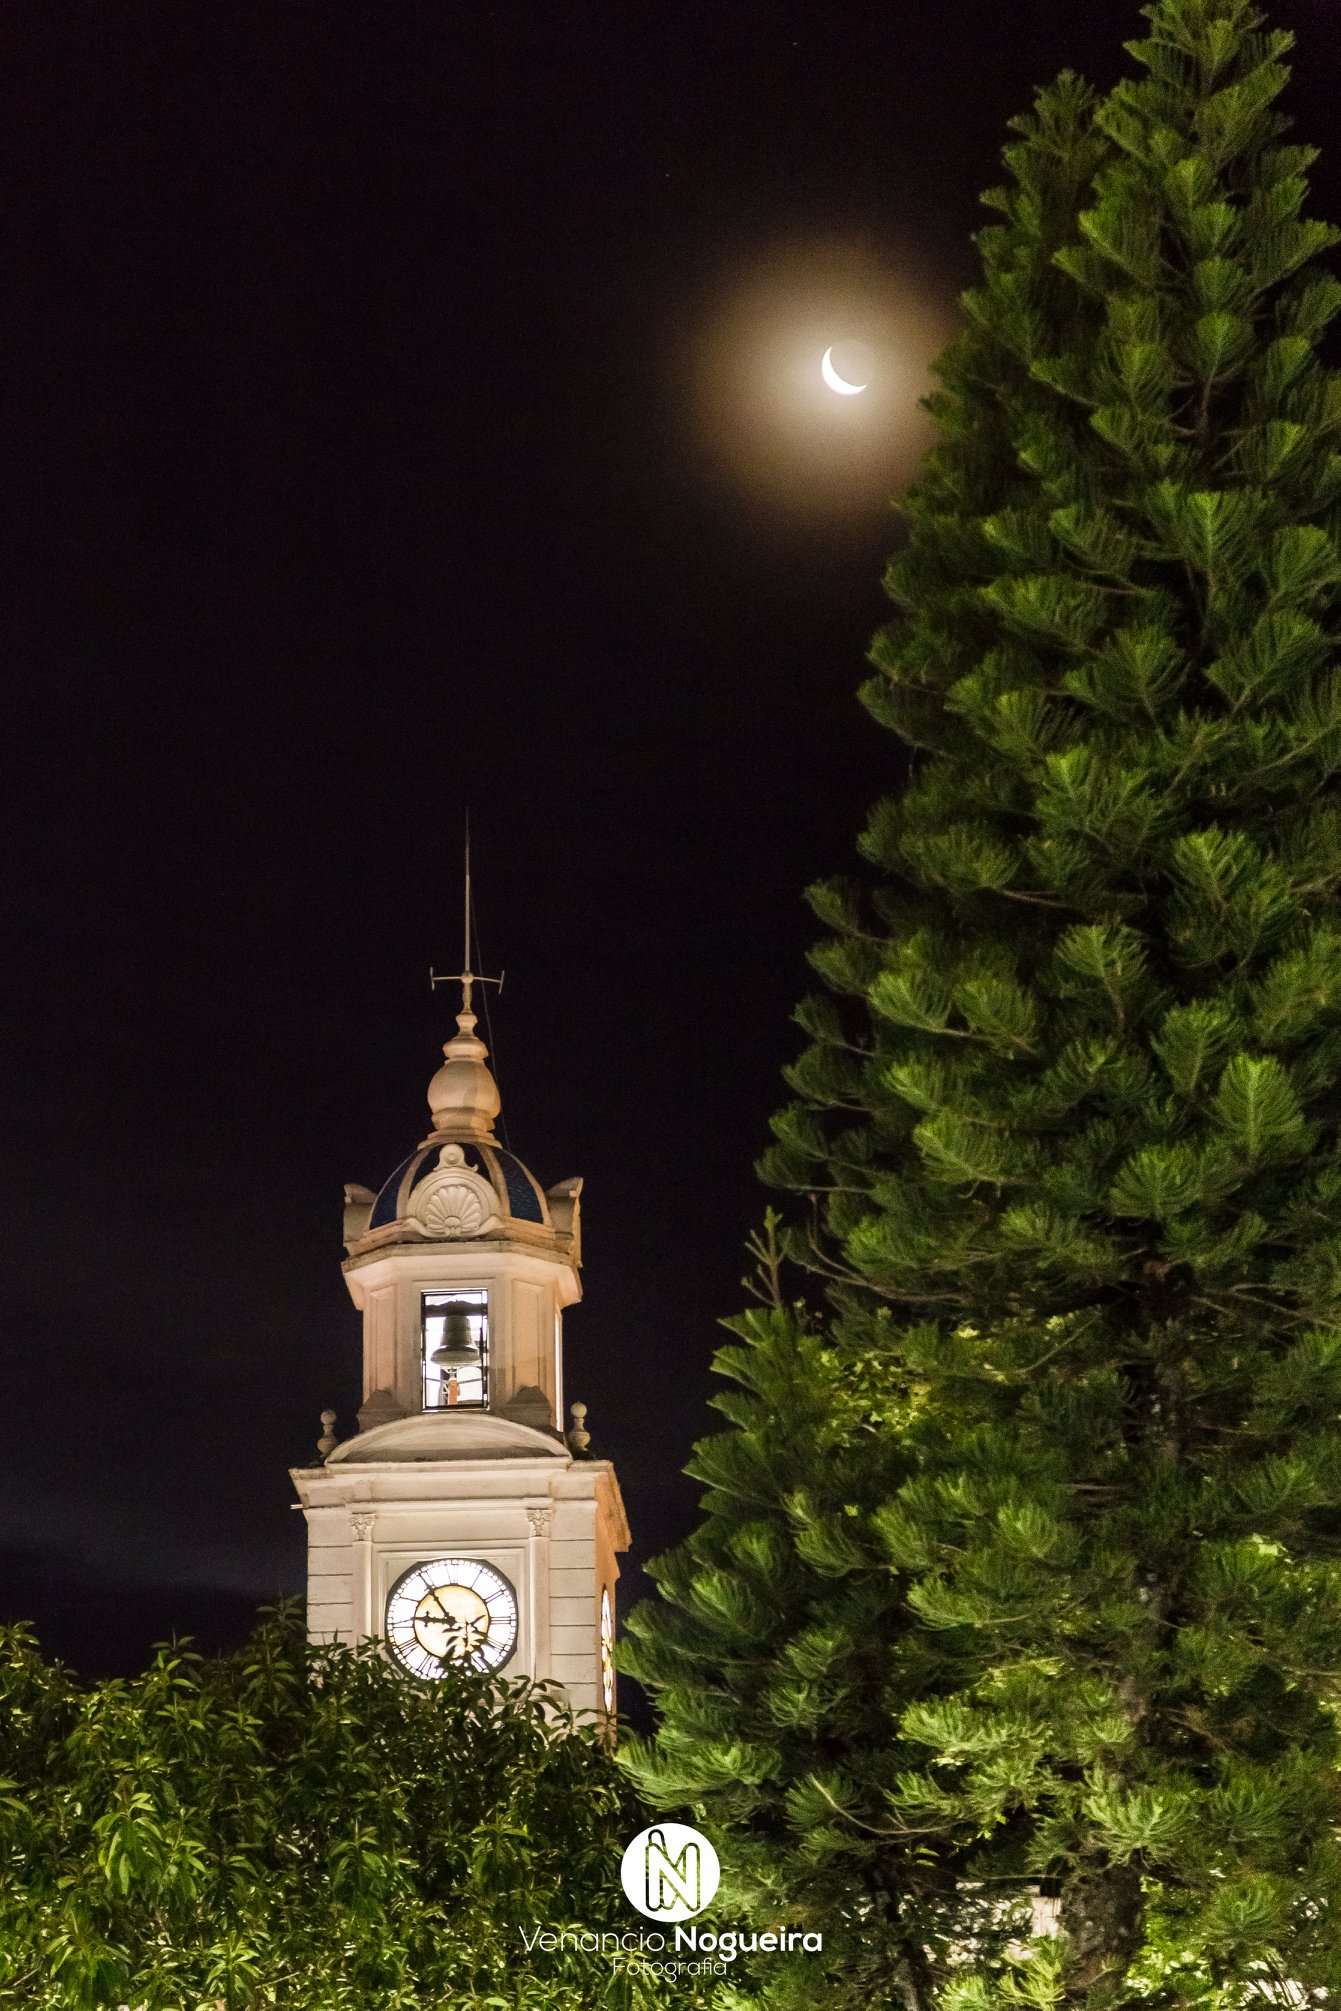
[821,345,867,396]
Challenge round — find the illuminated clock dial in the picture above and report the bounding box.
[385,1559,518,1679]
[600,1586,615,1714]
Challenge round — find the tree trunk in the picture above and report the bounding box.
[1060,1862,1143,2005]
[893,1932,937,2011]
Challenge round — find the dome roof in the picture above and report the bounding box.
[342,979,577,1256]
[368,1138,549,1236]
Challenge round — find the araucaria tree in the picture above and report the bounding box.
[624,3,1341,2004]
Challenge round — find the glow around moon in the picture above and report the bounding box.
[821,345,868,395]
[687,241,956,510]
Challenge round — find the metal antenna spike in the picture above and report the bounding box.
[463,810,471,976]
[429,813,502,1023]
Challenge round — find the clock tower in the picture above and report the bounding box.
[290,975,628,1722]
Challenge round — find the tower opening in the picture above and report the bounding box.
[422,1288,489,1409]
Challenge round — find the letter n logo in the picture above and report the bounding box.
[646,1827,699,1914]
[620,1822,720,1921]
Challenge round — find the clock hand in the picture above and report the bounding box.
[420,1617,486,1647]
[419,1615,483,1644]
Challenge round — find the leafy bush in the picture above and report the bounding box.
[0,1604,673,2011]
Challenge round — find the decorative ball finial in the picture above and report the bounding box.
[567,1400,591,1455]
[425,1012,502,1140]
[317,1409,338,1461]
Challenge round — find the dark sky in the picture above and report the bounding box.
[5,0,1338,1676]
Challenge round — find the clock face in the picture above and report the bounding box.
[600,1586,615,1714]
[385,1558,519,1679]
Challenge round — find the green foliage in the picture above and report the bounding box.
[620,1247,989,2007]
[0,1606,681,2011]
[630,3,1341,2006]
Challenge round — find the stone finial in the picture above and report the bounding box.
[342,1183,376,1252]
[317,1409,338,1460]
[425,1008,502,1140]
[567,1400,591,1455]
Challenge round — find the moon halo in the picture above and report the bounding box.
[820,345,868,396]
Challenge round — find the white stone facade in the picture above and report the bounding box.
[342,1241,574,1431]
[291,1452,629,1718]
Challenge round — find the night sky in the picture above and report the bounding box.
[6,0,1339,1678]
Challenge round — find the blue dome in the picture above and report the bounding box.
[368,1139,548,1234]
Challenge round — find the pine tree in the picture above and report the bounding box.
[626,3,1341,2004]
[621,1221,967,2006]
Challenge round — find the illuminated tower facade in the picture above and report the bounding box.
[290,974,628,1722]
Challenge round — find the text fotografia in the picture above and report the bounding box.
[521,1923,823,1966]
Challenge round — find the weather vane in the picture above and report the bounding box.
[430,817,504,1017]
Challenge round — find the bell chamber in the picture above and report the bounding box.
[422,1289,488,1408]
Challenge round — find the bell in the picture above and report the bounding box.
[431,1303,481,1369]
